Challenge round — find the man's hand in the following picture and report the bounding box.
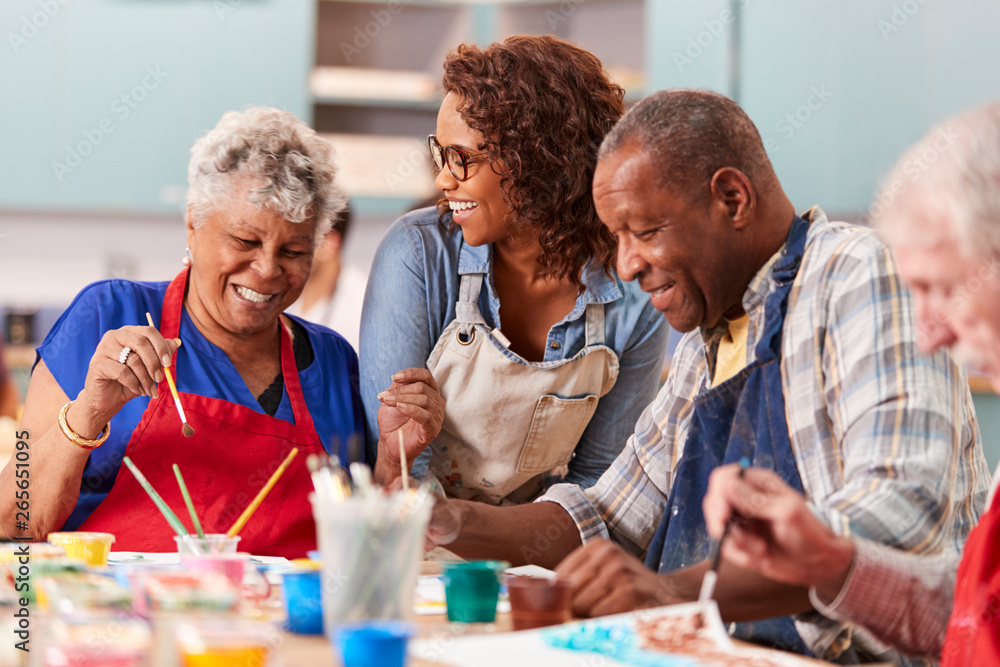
[703,464,856,602]
[555,540,682,617]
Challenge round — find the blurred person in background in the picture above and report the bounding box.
[287,206,367,353]
[703,101,1000,667]
[361,35,669,503]
[0,333,19,420]
[0,107,365,557]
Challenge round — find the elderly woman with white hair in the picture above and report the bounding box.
[0,107,365,558]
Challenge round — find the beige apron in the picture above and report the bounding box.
[426,272,619,504]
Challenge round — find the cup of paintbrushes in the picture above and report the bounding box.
[310,485,433,638]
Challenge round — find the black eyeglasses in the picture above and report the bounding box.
[427,135,488,182]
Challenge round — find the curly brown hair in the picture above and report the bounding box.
[440,35,625,288]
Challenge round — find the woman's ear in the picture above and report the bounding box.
[185,205,198,249]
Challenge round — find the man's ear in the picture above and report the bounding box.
[709,167,755,230]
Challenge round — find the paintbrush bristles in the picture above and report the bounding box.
[181,422,195,438]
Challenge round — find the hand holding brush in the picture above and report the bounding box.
[699,456,750,605]
[145,312,193,437]
[703,461,856,599]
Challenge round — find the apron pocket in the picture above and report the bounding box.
[517,394,599,474]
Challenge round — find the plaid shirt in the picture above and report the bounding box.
[811,466,1000,662]
[540,207,990,663]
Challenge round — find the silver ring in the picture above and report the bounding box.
[118,346,131,364]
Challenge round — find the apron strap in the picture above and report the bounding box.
[753,215,811,364]
[160,268,189,340]
[584,303,605,347]
[456,272,488,337]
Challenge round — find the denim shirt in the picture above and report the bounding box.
[359,207,670,488]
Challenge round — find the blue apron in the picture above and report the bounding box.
[643,215,812,656]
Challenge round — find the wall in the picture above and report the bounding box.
[1,0,313,214]
[648,0,1000,216]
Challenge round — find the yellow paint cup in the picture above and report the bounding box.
[47,532,116,567]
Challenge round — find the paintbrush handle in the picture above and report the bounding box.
[173,464,205,539]
[145,313,185,405]
[123,456,189,536]
[398,430,409,492]
[162,365,181,403]
[227,447,299,538]
[702,457,752,602]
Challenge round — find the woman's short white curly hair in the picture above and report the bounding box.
[186,107,346,241]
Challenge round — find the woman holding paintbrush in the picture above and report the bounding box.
[0,107,365,558]
[362,36,669,504]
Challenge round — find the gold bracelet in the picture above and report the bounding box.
[57,401,110,450]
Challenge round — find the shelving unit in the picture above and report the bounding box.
[311,0,646,217]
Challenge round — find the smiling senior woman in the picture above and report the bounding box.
[0,107,365,557]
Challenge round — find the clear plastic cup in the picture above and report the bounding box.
[43,610,149,667]
[174,534,241,556]
[441,560,508,623]
[174,617,280,667]
[180,553,247,589]
[310,487,433,636]
[47,532,115,567]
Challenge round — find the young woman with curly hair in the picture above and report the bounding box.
[361,35,668,504]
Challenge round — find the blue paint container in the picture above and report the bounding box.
[335,621,413,667]
[282,569,323,635]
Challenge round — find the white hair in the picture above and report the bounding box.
[872,102,1000,258]
[186,107,346,241]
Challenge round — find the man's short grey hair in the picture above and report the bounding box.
[872,102,1000,259]
[186,107,346,241]
[598,89,777,200]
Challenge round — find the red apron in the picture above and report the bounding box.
[79,269,324,558]
[941,493,1000,666]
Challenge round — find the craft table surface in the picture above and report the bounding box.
[280,560,837,667]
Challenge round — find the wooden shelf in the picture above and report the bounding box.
[322,133,436,200]
[320,0,566,6]
[313,95,441,111]
[969,375,997,395]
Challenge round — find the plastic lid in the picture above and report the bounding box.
[47,532,116,544]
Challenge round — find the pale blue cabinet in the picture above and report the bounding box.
[647,0,1000,214]
[1,0,314,214]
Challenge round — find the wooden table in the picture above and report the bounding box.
[278,561,833,667]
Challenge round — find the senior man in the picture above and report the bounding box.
[703,103,1000,666]
[425,89,988,663]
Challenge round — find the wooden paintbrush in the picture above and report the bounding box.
[398,430,409,492]
[145,312,194,437]
[699,456,751,605]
